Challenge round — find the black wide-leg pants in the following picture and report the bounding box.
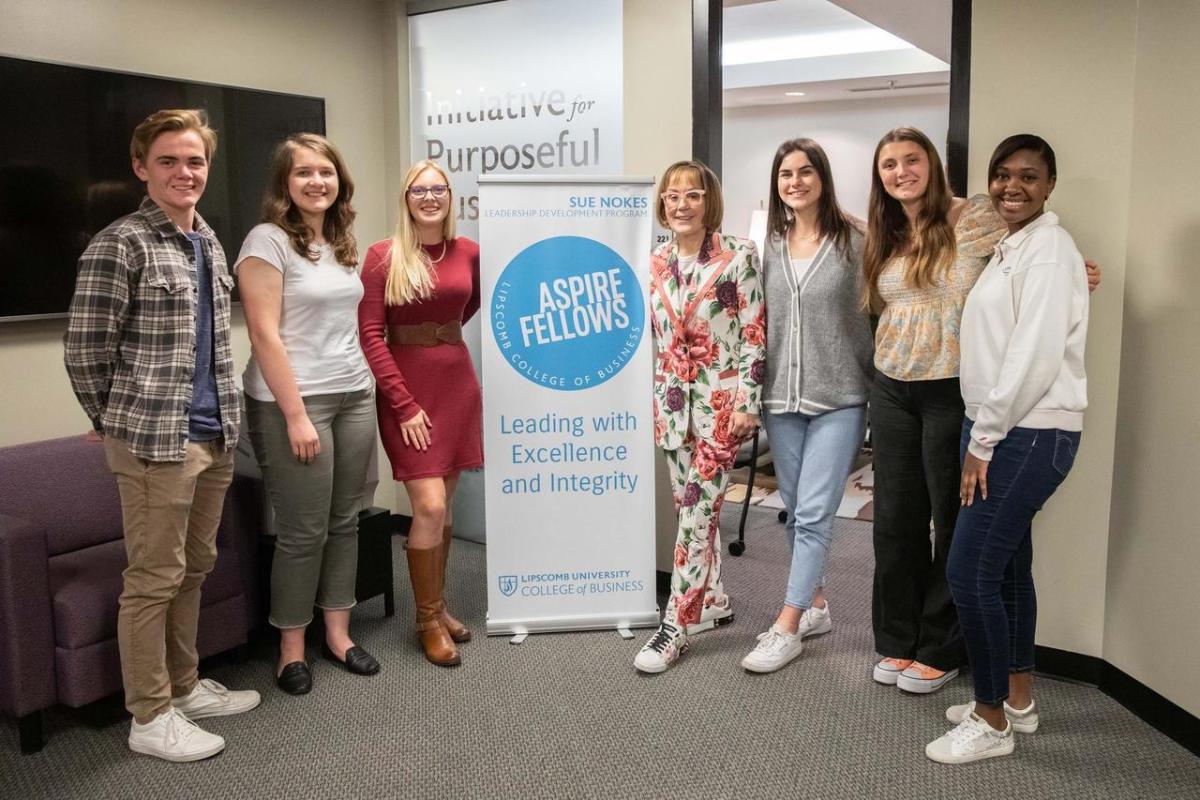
[869,372,965,671]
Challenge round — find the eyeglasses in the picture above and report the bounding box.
[407,184,449,200]
[661,189,706,208]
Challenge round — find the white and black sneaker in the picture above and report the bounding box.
[684,596,734,635]
[634,621,687,674]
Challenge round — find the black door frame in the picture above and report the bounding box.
[692,0,972,191]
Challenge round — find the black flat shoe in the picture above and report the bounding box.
[276,661,312,695]
[322,644,380,676]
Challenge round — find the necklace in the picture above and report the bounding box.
[426,240,447,264]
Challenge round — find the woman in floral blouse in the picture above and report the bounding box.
[862,128,1098,695]
[634,160,765,674]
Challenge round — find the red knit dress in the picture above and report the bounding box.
[358,237,484,480]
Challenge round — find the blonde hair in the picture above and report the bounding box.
[861,127,955,311]
[261,133,358,268]
[385,160,456,306]
[130,109,217,164]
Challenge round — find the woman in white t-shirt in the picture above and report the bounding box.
[237,134,379,694]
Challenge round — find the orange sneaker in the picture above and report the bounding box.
[897,661,960,694]
[872,657,914,685]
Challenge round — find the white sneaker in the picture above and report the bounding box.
[896,662,960,694]
[170,678,261,720]
[795,604,832,638]
[946,699,1040,733]
[741,624,804,673]
[128,707,225,763]
[634,621,687,674]
[925,713,1014,764]
[684,596,734,635]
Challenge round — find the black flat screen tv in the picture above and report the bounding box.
[0,55,326,320]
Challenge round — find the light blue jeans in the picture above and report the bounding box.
[764,405,867,609]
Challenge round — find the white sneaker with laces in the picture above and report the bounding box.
[946,699,1039,733]
[170,678,261,720]
[683,596,734,635]
[795,604,832,638]
[128,707,225,762]
[925,712,1014,764]
[741,624,803,673]
[634,621,687,674]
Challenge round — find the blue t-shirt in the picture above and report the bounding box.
[186,232,222,441]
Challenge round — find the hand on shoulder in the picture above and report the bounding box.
[948,196,972,227]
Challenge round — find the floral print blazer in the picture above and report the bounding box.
[650,232,766,451]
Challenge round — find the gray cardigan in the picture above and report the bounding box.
[762,227,875,415]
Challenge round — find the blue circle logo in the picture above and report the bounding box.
[490,236,645,391]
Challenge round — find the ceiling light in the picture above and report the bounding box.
[785,91,805,96]
[724,29,914,66]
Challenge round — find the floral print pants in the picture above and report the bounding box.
[662,435,738,626]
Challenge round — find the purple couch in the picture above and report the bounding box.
[0,435,263,753]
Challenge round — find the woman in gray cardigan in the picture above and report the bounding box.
[741,138,875,673]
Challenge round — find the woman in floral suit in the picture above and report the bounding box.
[634,160,766,673]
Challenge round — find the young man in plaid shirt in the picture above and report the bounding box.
[65,109,260,762]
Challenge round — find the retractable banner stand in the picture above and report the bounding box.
[479,176,659,635]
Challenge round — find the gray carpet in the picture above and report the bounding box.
[3,507,1198,799]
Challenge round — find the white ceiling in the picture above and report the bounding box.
[722,0,951,109]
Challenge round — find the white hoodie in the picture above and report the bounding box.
[960,211,1089,461]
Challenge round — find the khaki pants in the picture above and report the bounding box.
[103,437,234,723]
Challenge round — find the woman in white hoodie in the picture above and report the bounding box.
[925,134,1088,764]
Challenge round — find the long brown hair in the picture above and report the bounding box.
[861,127,954,310]
[261,133,358,268]
[766,138,854,256]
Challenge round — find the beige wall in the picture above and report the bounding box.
[972,0,1200,716]
[1105,0,1200,718]
[0,0,402,508]
[969,0,1135,660]
[0,0,692,525]
[623,0,693,572]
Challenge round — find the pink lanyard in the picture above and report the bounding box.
[652,244,733,334]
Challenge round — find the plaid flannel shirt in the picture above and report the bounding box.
[64,197,241,461]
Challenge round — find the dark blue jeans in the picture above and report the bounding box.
[947,420,1080,704]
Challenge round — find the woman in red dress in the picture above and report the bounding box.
[358,160,482,666]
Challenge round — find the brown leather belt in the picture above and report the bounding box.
[388,320,463,346]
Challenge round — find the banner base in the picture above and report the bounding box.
[487,609,660,636]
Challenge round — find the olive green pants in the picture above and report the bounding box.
[246,389,376,629]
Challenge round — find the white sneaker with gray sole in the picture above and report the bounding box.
[946,699,1039,733]
[925,713,1014,764]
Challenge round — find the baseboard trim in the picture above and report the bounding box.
[1036,645,1198,757]
[1033,644,1104,684]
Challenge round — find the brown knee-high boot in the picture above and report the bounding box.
[440,525,472,643]
[406,545,460,666]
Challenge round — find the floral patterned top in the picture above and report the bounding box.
[874,194,1006,381]
[650,232,765,451]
